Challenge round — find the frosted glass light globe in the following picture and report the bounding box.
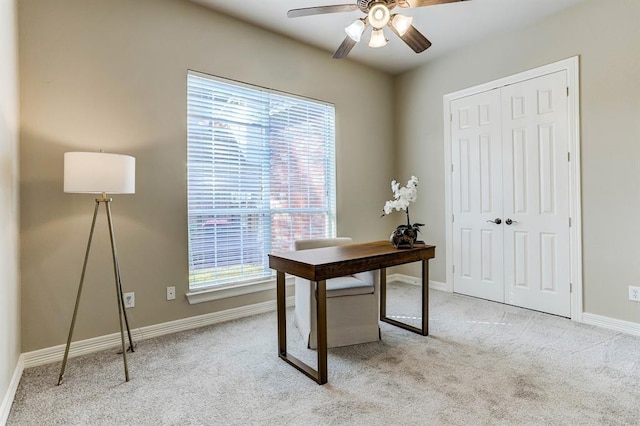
[368,3,390,29]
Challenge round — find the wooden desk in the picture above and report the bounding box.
[268,240,436,384]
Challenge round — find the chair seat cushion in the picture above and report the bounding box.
[326,276,374,298]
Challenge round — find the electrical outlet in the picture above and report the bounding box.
[167,286,176,301]
[629,286,640,302]
[124,292,135,308]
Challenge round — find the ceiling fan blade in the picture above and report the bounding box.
[389,24,432,53]
[332,36,358,59]
[287,4,359,18]
[398,0,467,8]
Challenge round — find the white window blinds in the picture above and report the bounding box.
[187,71,337,290]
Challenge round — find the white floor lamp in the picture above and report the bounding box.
[57,151,136,385]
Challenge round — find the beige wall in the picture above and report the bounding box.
[18,0,639,354]
[0,0,21,415]
[18,0,395,352]
[395,0,640,323]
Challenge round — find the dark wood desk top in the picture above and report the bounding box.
[268,240,435,281]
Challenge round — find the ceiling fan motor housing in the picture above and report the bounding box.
[358,0,397,13]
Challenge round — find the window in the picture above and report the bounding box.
[187,71,336,291]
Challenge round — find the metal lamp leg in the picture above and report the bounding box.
[105,199,135,350]
[105,199,132,381]
[57,200,100,386]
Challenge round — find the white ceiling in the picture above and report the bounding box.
[190,0,585,75]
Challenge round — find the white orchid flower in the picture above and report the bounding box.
[382,175,420,215]
[391,180,400,196]
[383,201,394,215]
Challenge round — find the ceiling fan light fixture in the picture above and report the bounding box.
[391,14,413,36]
[368,3,391,29]
[369,28,387,48]
[345,19,366,42]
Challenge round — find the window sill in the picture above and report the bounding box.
[186,276,295,305]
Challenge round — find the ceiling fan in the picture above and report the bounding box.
[287,0,467,59]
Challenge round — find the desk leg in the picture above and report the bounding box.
[277,271,287,356]
[380,268,387,319]
[380,261,430,336]
[276,273,328,385]
[421,259,429,336]
[316,280,328,384]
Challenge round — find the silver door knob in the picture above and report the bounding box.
[505,218,517,225]
[487,218,502,224]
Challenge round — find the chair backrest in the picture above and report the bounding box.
[294,237,353,251]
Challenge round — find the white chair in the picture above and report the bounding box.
[293,237,381,349]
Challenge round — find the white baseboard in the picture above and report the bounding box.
[0,354,24,426]
[581,312,640,336]
[22,296,295,369]
[387,273,450,292]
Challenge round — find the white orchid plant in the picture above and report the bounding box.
[382,175,424,238]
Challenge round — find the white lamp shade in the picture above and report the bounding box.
[64,152,136,194]
[345,19,366,42]
[368,3,391,29]
[391,14,413,36]
[369,29,387,48]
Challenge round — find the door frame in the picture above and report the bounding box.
[442,56,583,321]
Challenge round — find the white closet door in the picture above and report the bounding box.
[451,89,503,302]
[450,70,571,317]
[502,71,571,317]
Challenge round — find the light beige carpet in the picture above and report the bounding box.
[8,283,640,425]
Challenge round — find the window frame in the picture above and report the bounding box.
[185,70,337,302]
